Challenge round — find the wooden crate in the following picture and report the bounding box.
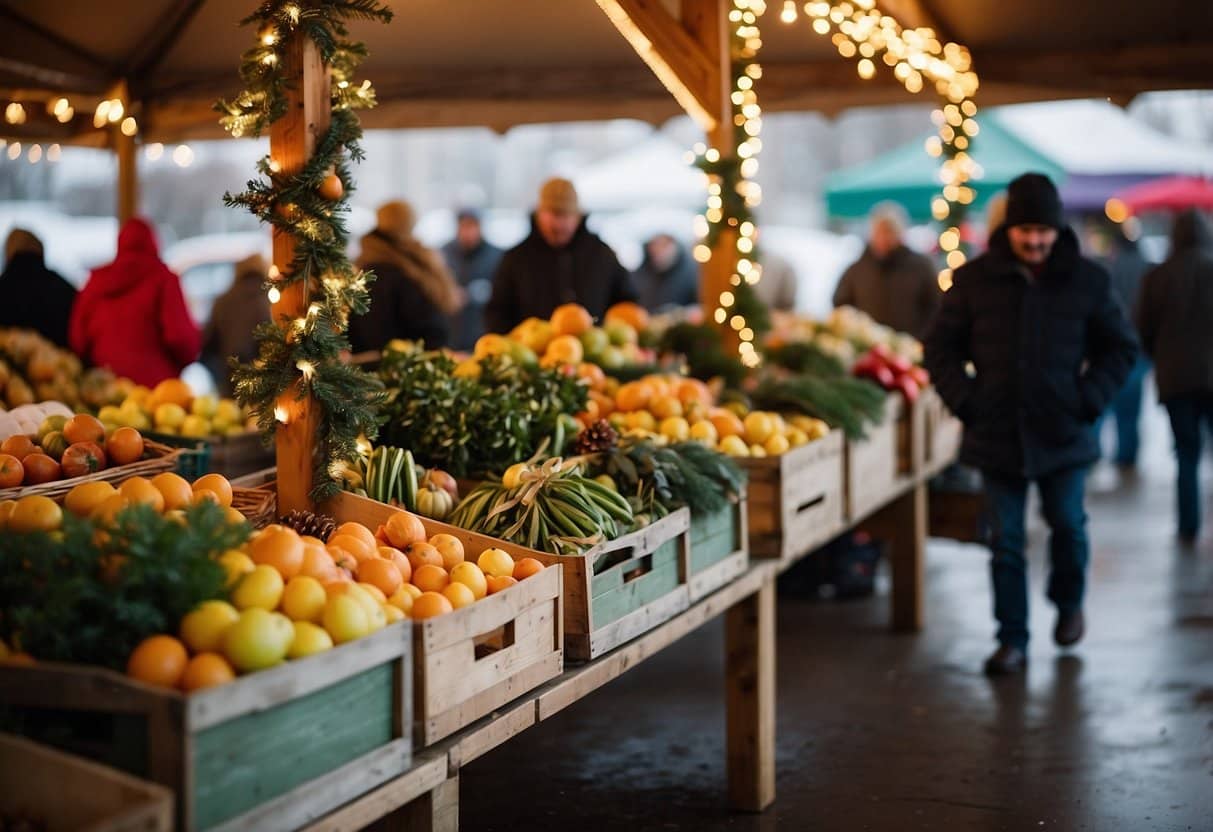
[846,394,910,523]
[688,494,749,601]
[0,623,411,832]
[0,733,173,832]
[740,431,846,563]
[921,388,963,475]
[324,492,564,746]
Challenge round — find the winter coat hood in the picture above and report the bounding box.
[358,228,462,315]
[89,218,171,297]
[1170,209,1213,255]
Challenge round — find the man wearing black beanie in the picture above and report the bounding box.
[924,172,1139,676]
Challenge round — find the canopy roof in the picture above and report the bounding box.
[824,113,1065,220]
[2,0,1212,144]
[1115,175,1213,215]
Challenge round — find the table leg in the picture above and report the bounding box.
[725,576,776,812]
[369,774,458,832]
[888,482,926,632]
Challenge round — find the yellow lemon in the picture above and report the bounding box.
[179,600,240,653]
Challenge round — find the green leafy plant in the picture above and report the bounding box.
[595,437,746,520]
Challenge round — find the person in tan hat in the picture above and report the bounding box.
[349,200,464,352]
[202,252,271,395]
[485,177,637,333]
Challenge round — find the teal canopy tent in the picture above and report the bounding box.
[824,114,1066,221]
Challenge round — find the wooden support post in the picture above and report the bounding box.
[681,0,738,350]
[725,576,775,812]
[869,482,927,632]
[389,775,459,832]
[270,35,329,514]
[111,80,137,223]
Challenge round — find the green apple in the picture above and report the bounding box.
[599,346,626,369]
[508,342,538,367]
[191,394,218,419]
[579,327,610,360]
[604,320,638,347]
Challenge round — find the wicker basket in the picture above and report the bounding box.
[232,486,277,527]
[0,441,181,502]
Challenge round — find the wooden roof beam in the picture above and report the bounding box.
[596,0,725,131]
[879,0,956,43]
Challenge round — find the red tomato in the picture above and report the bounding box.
[61,442,108,479]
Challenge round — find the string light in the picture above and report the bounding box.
[795,2,981,290]
[268,287,282,303]
[120,117,138,137]
[6,143,20,161]
[4,103,26,125]
[145,143,164,161]
[172,144,194,167]
[296,360,316,379]
[46,144,61,162]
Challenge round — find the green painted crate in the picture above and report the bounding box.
[0,623,412,832]
[523,508,692,662]
[688,493,749,602]
[144,432,211,479]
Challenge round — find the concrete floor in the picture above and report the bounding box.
[460,406,1213,832]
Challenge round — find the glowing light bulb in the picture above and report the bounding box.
[781,0,797,23]
[268,287,282,303]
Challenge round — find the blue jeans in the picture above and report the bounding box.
[1165,393,1213,539]
[1096,357,1150,465]
[983,466,1090,649]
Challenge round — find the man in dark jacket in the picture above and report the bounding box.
[834,203,940,338]
[632,233,698,312]
[202,254,271,396]
[0,228,77,347]
[442,209,502,352]
[485,178,637,333]
[924,173,1138,676]
[1136,209,1213,544]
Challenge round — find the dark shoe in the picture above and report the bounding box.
[983,645,1027,676]
[1054,609,1085,647]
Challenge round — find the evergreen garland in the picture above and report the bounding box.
[216,0,392,500]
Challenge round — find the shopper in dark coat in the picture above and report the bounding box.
[1136,209,1213,543]
[201,254,271,396]
[350,201,463,353]
[0,228,77,348]
[632,233,699,312]
[441,209,502,352]
[485,178,637,334]
[924,173,1138,676]
[834,203,940,338]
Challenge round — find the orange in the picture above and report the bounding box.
[150,473,193,511]
[150,378,193,410]
[605,301,650,332]
[126,635,188,689]
[486,575,518,595]
[357,558,403,597]
[675,378,712,407]
[709,409,745,439]
[0,500,15,529]
[576,362,607,392]
[428,534,465,571]
[383,511,427,548]
[411,591,454,620]
[327,532,376,563]
[64,481,118,517]
[378,546,412,583]
[411,563,450,593]
[62,414,105,445]
[543,335,584,366]
[333,521,377,552]
[91,493,130,526]
[550,303,593,336]
[119,477,166,513]
[513,558,545,581]
[105,427,145,466]
[0,435,36,461]
[441,582,476,610]
[477,547,515,579]
[326,542,359,572]
[614,381,650,413]
[8,495,63,533]
[249,525,305,579]
[0,455,22,489]
[404,542,444,572]
[182,653,236,691]
[299,543,338,581]
[192,474,233,508]
[449,562,488,600]
[649,395,683,420]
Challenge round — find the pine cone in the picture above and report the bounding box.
[280,509,337,542]
[572,419,619,455]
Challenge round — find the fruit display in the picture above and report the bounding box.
[481,301,658,372]
[98,376,253,439]
[852,344,930,403]
[0,413,154,491]
[0,328,127,412]
[767,306,923,367]
[0,400,73,441]
[449,457,635,554]
[377,343,585,477]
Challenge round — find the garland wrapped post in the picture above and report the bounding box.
[217,0,393,510]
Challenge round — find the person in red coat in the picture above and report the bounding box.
[70,218,201,386]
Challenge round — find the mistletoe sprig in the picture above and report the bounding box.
[218,0,392,500]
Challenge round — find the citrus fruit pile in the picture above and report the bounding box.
[123,507,546,692]
[0,413,151,490]
[97,377,252,439]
